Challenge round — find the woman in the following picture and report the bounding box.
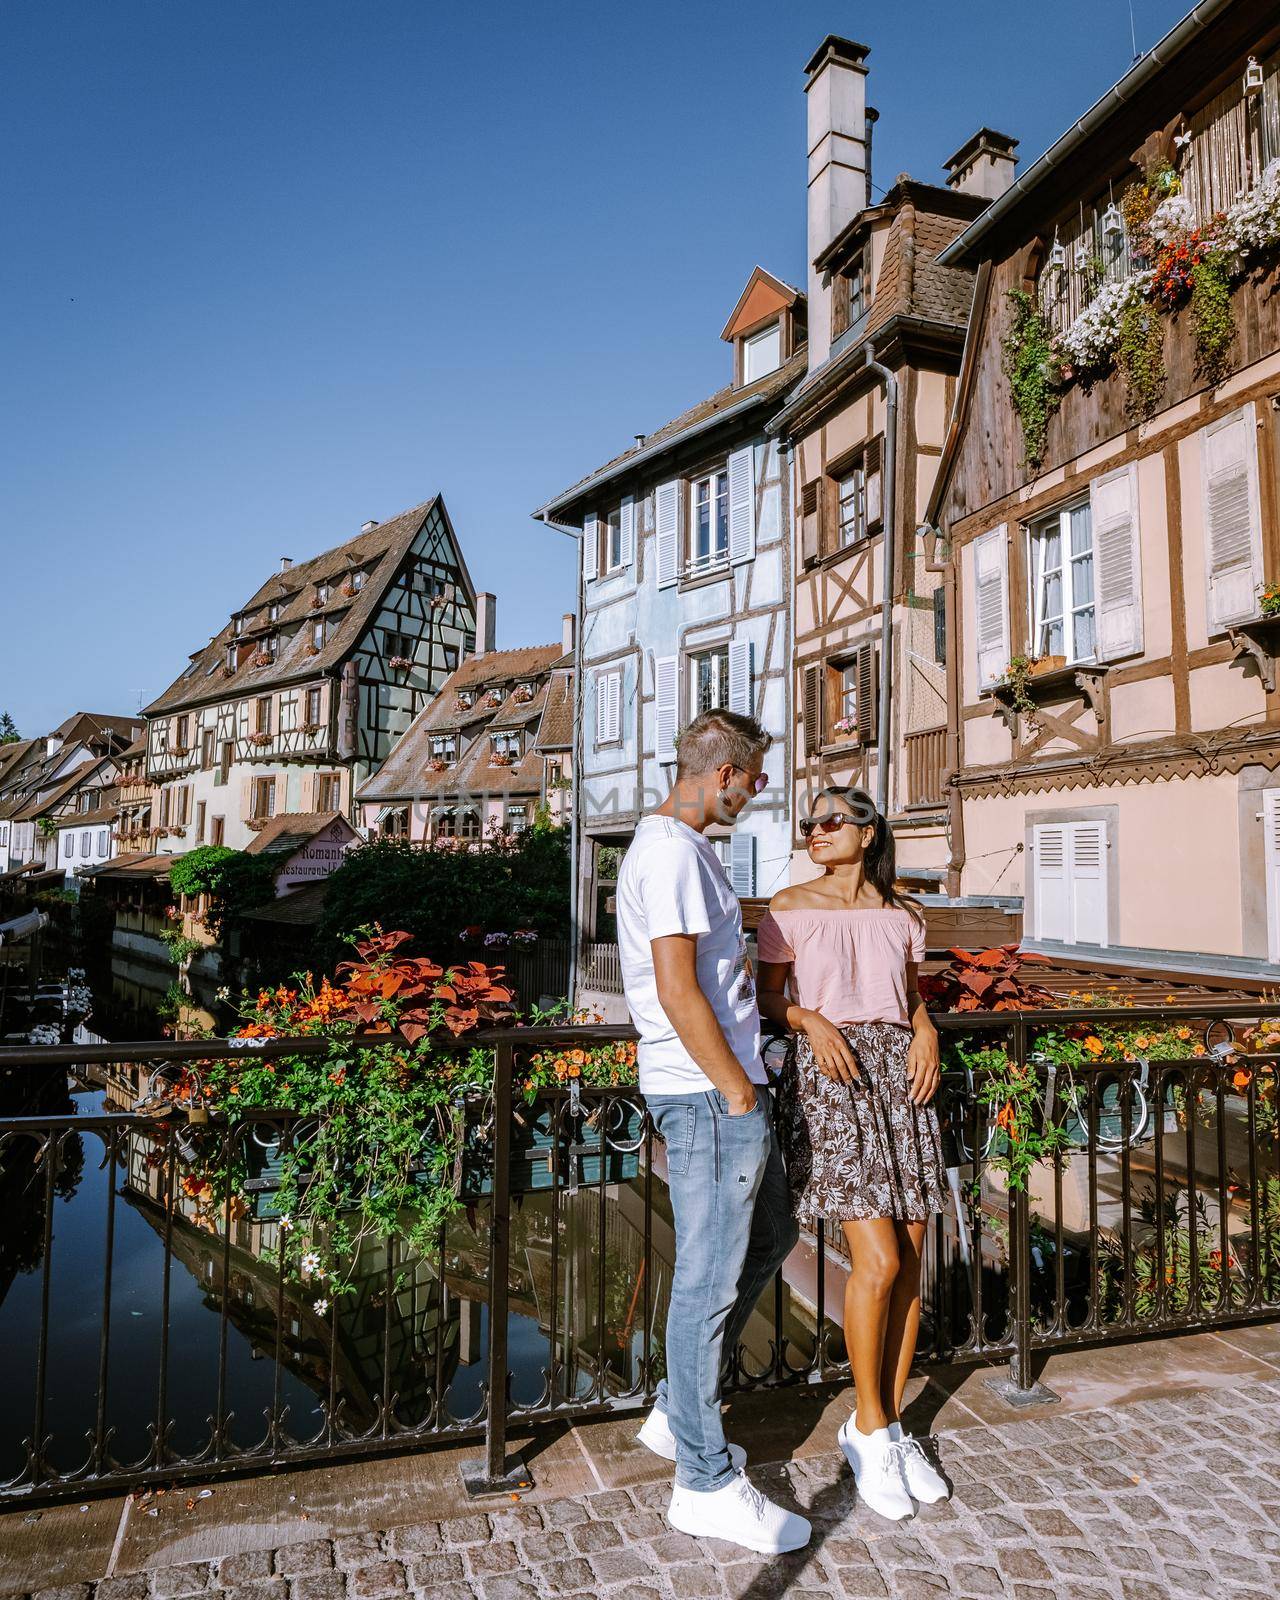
[757,787,948,1521]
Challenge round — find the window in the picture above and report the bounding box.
[384,628,413,659]
[251,778,276,820]
[837,465,866,546]
[225,644,237,672]
[442,644,459,672]
[261,633,278,661]
[351,568,366,592]
[742,321,781,383]
[176,785,191,826]
[255,697,272,734]
[692,648,730,714]
[268,601,282,622]
[1031,819,1108,946]
[79,790,93,814]
[430,735,457,764]
[97,829,108,856]
[217,741,233,784]
[195,802,205,845]
[458,808,481,840]
[312,619,328,651]
[595,670,622,744]
[491,730,522,761]
[316,773,341,811]
[604,508,623,572]
[507,803,528,834]
[1265,791,1280,964]
[689,470,730,571]
[305,687,323,725]
[210,815,225,846]
[174,714,190,749]
[316,582,331,604]
[233,616,244,636]
[201,729,216,768]
[1029,501,1095,664]
[932,587,947,665]
[846,252,865,324]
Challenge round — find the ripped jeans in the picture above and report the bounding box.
[645,1087,799,1491]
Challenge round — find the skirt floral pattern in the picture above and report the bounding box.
[780,1020,946,1225]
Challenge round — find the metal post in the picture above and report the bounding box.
[462,1039,534,1495]
[985,1012,1060,1408]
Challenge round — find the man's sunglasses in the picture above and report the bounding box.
[798,813,857,840]
[731,768,770,796]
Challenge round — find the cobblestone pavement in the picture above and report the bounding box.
[10,1378,1280,1600]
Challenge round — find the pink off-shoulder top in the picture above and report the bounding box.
[756,906,926,1028]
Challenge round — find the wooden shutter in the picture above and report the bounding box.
[855,643,879,745]
[655,481,680,587]
[1031,823,1068,940]
[1069,821,1108,946]
[655,655,679,761]
[1091,463,1143,661]
[802,664,822,756]
[1265,790,1280,964]
[973,525,1009,690]
[728,638,753,716]
[729,831,756,896]
[728,446,756,565]
[607,672,621,743]
[619,494,635,568]
[1201,405,1262,631]
[800,480,820,565]
[865,435,884,530]
[583,513,598,582]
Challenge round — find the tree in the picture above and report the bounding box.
[0,711,19,744]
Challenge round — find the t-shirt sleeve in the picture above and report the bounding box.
[639,842,713,941]
[908,914,926,964]
[756,910,794,964]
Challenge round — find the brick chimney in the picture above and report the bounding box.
[561,612,575,656]
[944,128,1018,200]
[473,592,496,658]
[805,35,871,372]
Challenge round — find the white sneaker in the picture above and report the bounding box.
[837,1417,914,1521]
[637,1407,747,1471]
[668,1470,811,1554]
[887,1420,949,1504]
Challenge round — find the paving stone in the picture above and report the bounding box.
[223,1583,287,1600]
[666,1565,724,1598]
[438,1519,491,1549]
[462,1546,520,1580]
[151,1569,210,1598]
[998,1549,1053,1583]
[96,1580,150,1600]
[832,1569,888,1599]
[529,1560,592,1595]
[404,1554,464,1586]
[33,1587,92,1600]
[218,1559,273,1591]
[346,1565,405,1600]
[567,1521,623,1554]
[952,1565,1003,1596]
[333,1541,385,1572]
[273,1546,334,1578]
[386,1525,442,1557]
[585,1548,654,1584]
[540,1500,591,1528]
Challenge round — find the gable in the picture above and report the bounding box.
[721,267,800,342]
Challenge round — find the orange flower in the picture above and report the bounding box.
[1083,1036,1104,1057]
[1176,1026,1191,1041]
[1192,1042,1206,1056]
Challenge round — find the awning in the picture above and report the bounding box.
[0,911,49,946]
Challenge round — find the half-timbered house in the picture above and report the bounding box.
[355,610,574,843]
[927,0,1280,977]
[768,36,1008,900]
[0,714,141,873]
[142,498,477,854]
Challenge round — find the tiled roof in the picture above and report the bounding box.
[52,712,143,747]
[243,811,351,856]
[11,759,113,823]
[864,191,979,340]
[537,352,806,517]
[450,644,566,690]
[144,498,447,717]
[53,801,120,829]
[83,851,173,881]
[535,669,574,751]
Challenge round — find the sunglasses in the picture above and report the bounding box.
[798,813,857,840]
[731,768,770,796]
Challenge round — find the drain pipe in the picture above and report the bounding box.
[864,345,898,816]
[540,513,585,1003]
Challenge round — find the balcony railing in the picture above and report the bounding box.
[580,940,623,994]
[904,725,947,808]
[0,1004,1276,1503]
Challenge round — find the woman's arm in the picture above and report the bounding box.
[758,959,860,1085]
[904,961,941,1105]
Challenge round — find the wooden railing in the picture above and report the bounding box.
[580,940,624,994]
[905,726,947,807]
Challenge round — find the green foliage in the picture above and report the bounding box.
[1117,296,1166,421]
[168,847,278,942]
[314,829,570,971]
[36,816,58,839]
[169,846,239,900]
[0,711,19,744]
[1001,289,1063,471]
[1190,249,1234,388]
[996,654,1040,717]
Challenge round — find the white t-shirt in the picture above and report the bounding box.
[615,814,764,1095]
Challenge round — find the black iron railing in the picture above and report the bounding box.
[0,1004,1276,1505]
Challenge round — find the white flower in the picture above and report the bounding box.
[1058,272,1151,372]
[1148,192,1195,245]
[313,1298,330,1316]
[1221,160,1280,258]
[279,1214,293,1230]
[300,1251,321,1277]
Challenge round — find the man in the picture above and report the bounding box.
[615,708,809,1554]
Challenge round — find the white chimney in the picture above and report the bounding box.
[280,556,293,572]
[944,128,1019,200]
[561,612,575,656]
[474,592,496,658]
[361,519,379,533]
[805,36,871,373]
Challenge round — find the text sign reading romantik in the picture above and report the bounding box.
[274,821,358,896]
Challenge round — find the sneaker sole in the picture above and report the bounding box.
[666,1500,810,1554]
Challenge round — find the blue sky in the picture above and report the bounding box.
[0,0,1190,736]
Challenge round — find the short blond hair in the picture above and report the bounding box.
[676,708,772,780]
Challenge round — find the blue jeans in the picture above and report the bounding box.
[645,1087,800,1491]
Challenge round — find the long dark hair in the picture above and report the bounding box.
[810,786,925,929]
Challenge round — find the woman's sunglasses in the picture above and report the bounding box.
[798,813,856,839]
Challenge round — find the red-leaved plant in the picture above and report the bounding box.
[918,944,1054,1013]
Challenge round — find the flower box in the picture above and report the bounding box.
[388,655,414,670]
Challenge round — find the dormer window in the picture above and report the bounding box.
[225,644,237,672]
[312,619,328,651]
[351,569,366,592]
[742,321,782,383]
[491,730,522,763]
[316,582,331,605]
[268,601,282,622]
[233,616,244,636]
[430,735,457,764]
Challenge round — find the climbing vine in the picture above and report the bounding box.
[1189,247,1234,388]
[1001,289,1063,471]
[1117,295,1166,423]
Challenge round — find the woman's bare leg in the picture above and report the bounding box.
[840,1217,900,1435]
[881,1220,927,1423]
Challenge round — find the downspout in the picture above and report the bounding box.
[540,514,585,1004]
[864,345,897,816]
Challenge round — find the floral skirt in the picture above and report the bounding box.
[780,1021,946,1225]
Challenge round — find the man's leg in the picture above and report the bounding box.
[648,1091,770,1491]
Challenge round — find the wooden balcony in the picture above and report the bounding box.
[904,726,947,808]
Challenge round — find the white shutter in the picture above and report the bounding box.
[606,671,621,743]
[1201,406,1262,631]
[1069,821,1108,946]
[973,525,1009,690]
[729,831,756,896]
[655,655,679,762]
[656,481,680,588]
[619,494,635,568]
[582,513,598,582]
[728,446,756,565]
[1032,824,1069,941]
[1091,464,1143,661]
[727,638,753,716]
[594,671,614,744]
[1264,791,1280,964]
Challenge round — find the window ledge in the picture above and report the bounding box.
[679,561,732,590]
[1225,615,1280,693]
[985,663,1108,734]
[817,738,864,759]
